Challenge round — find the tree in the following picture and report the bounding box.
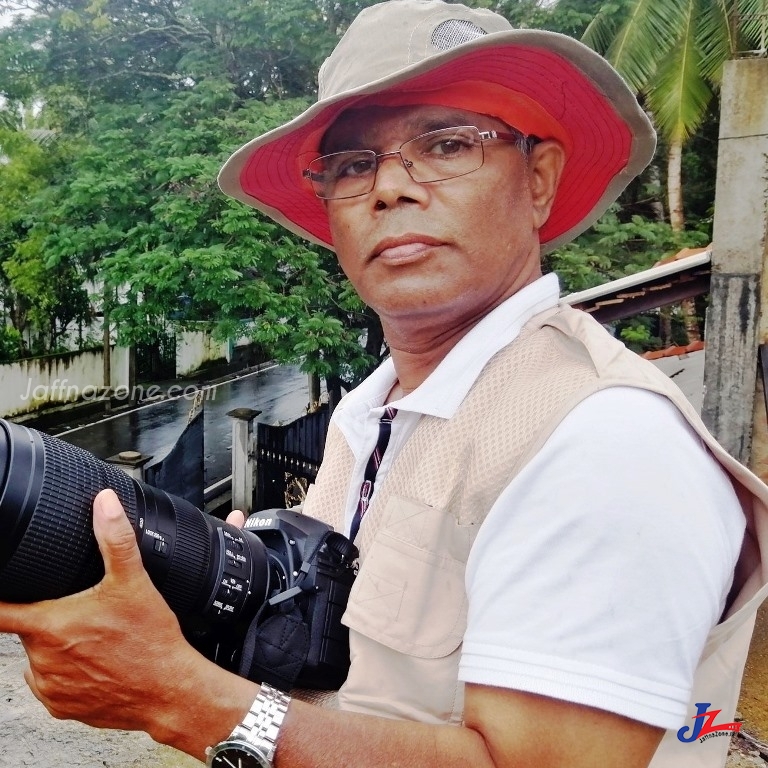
[581,0,765,343]
[545,204,709,294]
[0,0,380,103]
[4,0,720,379]
[22,79,384,393]
[0,106,93,356]
[545,205,710,352]
[0,0,387,389]
[583,0,765,233]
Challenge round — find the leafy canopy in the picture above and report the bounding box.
[0,0,722,373]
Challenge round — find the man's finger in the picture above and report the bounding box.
[0,599,39,636]
[92,489,143,580]
[226,509,246,528]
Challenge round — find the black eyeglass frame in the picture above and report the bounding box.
[302,125,539,201]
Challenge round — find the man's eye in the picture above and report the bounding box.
[433,139,465,155]
[422,135,475,157]
[336,157,375,178]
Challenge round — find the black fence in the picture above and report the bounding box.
[256,404,331,509]
[141,404,331,515]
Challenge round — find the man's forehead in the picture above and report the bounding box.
[321,103,506,152]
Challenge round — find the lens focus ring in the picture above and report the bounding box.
[0,431,137,602]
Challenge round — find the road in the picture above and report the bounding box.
[56,364,313,487]
[43,352,704,491]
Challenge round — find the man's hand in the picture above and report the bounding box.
[0,489,192,730]
[0,489,258,757]
[0,494,664,767]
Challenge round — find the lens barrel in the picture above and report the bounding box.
[0,419,270,625]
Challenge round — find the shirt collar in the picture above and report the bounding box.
[334,273,561,423]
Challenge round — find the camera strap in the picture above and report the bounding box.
[238,601,310,692]
[238,530,331,691]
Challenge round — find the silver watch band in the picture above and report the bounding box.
[231,683,291,762]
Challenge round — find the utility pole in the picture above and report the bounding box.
[701,51,768,743]
[702,57,768,470]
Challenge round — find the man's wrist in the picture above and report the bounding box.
[147,652,261,761]
[206,683,291,767]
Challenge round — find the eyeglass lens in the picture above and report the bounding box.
[306,126,486,200]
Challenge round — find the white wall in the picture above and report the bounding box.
[0,346,130,419]
[176,330,231,377]
[0,331,240,419]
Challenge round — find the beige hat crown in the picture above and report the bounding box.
[317,2,511,98]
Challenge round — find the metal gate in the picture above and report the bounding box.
[255,405,331,509]
[135,330,176,382]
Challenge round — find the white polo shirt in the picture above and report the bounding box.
[330,274,744,729]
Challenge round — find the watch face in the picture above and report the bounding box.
[209,744,270,768]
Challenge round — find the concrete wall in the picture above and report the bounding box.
[0,331,247,419]
[175,330,232,377]
[0,346,130,419]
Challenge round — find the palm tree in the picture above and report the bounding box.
[584,0,765,231]
[583,0,766,341]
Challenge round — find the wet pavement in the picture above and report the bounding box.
[50,364,313,487]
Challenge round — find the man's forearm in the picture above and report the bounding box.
[275,699,493,768]
[161,662,493,768]
[181,682,660,768]
[149,657,259,760]
[1,492,660,768]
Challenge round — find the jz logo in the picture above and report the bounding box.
[677,703,741,743]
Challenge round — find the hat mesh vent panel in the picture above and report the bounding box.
[431,19,488,50]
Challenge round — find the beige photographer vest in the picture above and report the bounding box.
[299,304,768,768]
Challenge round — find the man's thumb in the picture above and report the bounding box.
[93,488,143,579]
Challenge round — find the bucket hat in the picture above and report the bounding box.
[218,0,656,254]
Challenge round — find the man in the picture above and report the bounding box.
[2,2,767,767]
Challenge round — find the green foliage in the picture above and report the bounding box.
[0,324,23,363]
[583,0,765,143]
[6,77,381,386]
[0,0,721,379]
[542,0,608,37]
[0,0,381,104]
[618,318,656,353]
[546,205,710,294]
[679,106,719,224]
[0,0,392,383]
[0,118,93,357]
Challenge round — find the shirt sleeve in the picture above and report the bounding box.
[458,386,745,729]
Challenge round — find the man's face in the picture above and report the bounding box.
[323,104,563,334]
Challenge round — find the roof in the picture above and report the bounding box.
[561,248,713,414]
[562,249,712,323]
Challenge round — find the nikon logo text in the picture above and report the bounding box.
[248,518,274,528]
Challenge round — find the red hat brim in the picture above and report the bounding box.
[219,33,655,254]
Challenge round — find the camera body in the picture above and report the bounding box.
[196,507,358,691]
[243,509,358,687]
[0,419,357,691]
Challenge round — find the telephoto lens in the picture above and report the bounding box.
[0,419,271,625]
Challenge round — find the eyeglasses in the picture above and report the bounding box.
[303,125,536,201]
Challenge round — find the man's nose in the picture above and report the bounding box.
[371,151,425,202]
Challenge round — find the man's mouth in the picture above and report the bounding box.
[372,235,444,262]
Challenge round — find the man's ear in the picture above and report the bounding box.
[528,140,566,230]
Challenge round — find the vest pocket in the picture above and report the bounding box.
[342,494,469,659]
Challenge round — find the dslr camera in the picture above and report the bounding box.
[0,419,357,691]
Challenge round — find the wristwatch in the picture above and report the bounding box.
[206,683,291,767]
